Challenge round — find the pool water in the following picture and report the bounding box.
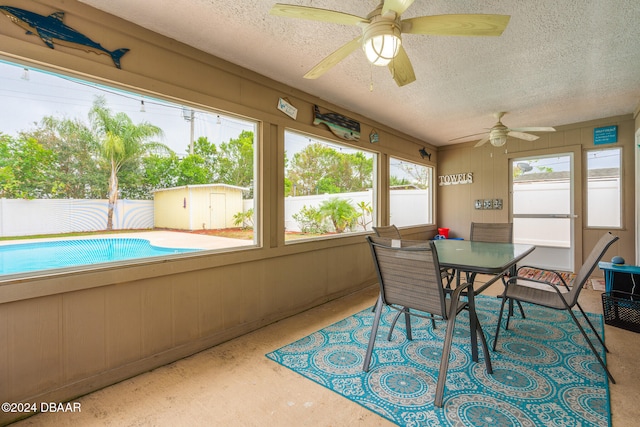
[0,238,200,275]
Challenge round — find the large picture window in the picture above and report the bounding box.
[284,130,376,241]
[389,157,434,226]
[586,147,621,228]
[0,60,258,277]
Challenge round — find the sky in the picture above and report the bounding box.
[1,59,617,174]
[514,149,620,173]
[0,60,254,157]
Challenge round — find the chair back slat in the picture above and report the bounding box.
[566,232,619,305]
[368,236,448,318]
[470,222,513,243]
[373,225,401,238]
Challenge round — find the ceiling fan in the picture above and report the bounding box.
[453,112,556,147]
[270,1,510,87]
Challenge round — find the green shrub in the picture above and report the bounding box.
[318,197,358,233]
[292,205,328,234]
[233,208,254,229]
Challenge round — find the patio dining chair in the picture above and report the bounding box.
[373,225,456,285]
[493,231,618,383]
[371,225,436,331]
[364,236,493,407]
[470,222,526,318]
[372,225,402,238]
[371,225,453,336]
[470,221,513,244]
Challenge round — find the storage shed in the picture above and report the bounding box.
[153,184,248,230]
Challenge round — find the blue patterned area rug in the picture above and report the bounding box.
[266,295,611,426]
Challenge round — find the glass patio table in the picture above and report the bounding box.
[433,239,536,364]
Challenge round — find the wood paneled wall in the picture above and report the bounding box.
[437,115,636,268]
[0,1,436,423]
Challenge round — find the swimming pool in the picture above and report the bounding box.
[0,238,201,275]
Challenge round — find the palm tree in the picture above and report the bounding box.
[319,197,357,233]
[89,97,169,230]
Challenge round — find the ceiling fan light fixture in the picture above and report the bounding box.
[490,134,508,147]
[363,20,401,66]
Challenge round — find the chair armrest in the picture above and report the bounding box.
[448,282,472,315]
[506,275,570,305]
[515,265,571,290]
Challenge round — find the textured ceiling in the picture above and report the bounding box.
[78,0,640,147]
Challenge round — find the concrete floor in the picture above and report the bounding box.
[9,279,640,427]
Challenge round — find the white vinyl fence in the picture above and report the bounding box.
[0,179,617,237]
[1,191,423,237]
[0,199,153,237]
[284,190,375,233]
[283,189,431,233]
[513,178,621,247]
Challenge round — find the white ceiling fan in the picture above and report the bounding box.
[453,112,556,147]
[270,0,510,87]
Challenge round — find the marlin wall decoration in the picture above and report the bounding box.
[313,105,360,141]
[0,6,129,69]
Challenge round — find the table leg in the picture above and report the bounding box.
[468,287,479,362]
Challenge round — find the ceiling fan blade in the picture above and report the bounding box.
[270,4,368,26]
[382,0,415,17]
[304,36,362,79]
[388,45,416,87]
[449,131,488,142]
[508,131,539,141]
[509,126,556,132]
[401,14,510,36]
[474,136,490,147]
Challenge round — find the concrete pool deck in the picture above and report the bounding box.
[0,230,254,250]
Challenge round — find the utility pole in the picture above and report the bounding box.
[182,108,195,155]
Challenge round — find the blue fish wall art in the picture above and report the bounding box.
[0,6,129,69]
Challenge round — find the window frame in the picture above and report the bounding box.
[283,129,378,242]
[0,59,261,279]
[388,155,435,228]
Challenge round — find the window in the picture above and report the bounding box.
[586,147,621,228]
[284,130,376,240]
[389,157,434,226]
[0,60,258,277]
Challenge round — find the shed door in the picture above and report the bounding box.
[210,193,226,229]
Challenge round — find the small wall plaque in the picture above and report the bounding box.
[369,129,379,143]
[594,125,617,145]
[277,98,298,120]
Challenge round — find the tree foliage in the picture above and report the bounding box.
[24,115,106,198]
[285,142,373,196]
[216,130,254,188]
[1,97,256,210]
[0,133,59,198]
[393,162,430,189]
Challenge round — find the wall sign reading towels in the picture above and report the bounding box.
[438,172,473,186]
